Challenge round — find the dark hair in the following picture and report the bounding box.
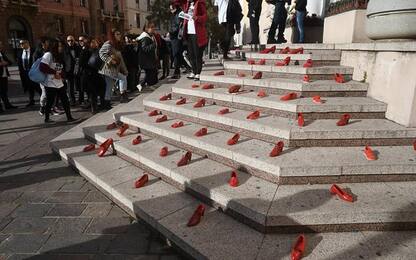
[48,38,64,64]
[107,28,123,51]
[143,20,156,31]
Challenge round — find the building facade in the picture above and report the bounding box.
[89,0,127,40]
[125,0,152,35]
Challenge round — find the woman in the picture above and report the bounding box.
[295,0,307,43]
[99,29,129,106]
[183,0,208,81]
[136,21,159,92]
[39,39,74,123]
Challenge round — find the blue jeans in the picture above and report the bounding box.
[104,73,127,101]
[296,11,306,43]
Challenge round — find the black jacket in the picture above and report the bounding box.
[138,33,158,70]
[17,48,35,74]
[295,0,307,11]
[0,51,11,77]
[122,44,139,69]
[169,8,182,40]
[227,0,243,26]
[78,46,91,73]
[63,45,80,74]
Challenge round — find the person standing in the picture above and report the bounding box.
[63,35,80,105]
[122,36,139,92]
[85,39,106,113]
[214,0,230,59]
[184,0,208,81]
[267,0,291,44]
[17,40,41,107]
[0,41,17,112]
[247,0,263,45]
[33,37,50,115]
[77,35,89,104]
[295,0,307,43]
[169,1,183,79]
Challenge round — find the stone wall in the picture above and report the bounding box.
[323,10,371,43]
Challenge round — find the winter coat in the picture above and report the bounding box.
[295,0,307,11]
[227,0,243,26]
[137,32,158,70]
[169,8,183,40]
[184,0,208,47]
[99,41,128,78]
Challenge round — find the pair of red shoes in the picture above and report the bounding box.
[155,115,168,123]
[171,121,184,128]
[269,141,284,157]
[117,123,129,137]
[260,46,276,54]
[335,73,346,83]
[202,83,214,90]
[135,174,149,188]
[148,110,160,117]
[106,122,118,130]
[194,98,206,108]
[218,108,230,115]
[253,72,263,80]
[177,151,192,167]
[214,71,225,76]
[280,92,298,101]
[247,110,260,120]
[159,93,172,101]
[97,138,115,157]
[280,47,304,55]
[195,128,208,137]
[275,57,291,67]
[160,146,169,157]
[227,133,240,145]
[83,144,95,152]
[303,75,310,83]
[298,113,305,127]
[192,84,199,88]
[237,72,246,78]
[176,97,186,105]
[258,89,267,98]
[330,184,354,202]
[337,114,351,126]
[228,85,241,94]
[132,135,142,145]
[303,59,313,68]
[312,96,323,104]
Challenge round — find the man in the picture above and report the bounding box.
[17,40,41,107]
[122,36,139,92]
[247,0,263,45]
[169,1,183,79]
[268,0,291,44]
[0,41,17,112]
[33,37,50,115]
[63,35,80,105]
[77,35,89,104]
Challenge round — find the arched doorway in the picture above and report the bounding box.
[7,16,33,59]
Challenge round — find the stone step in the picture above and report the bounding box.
[238,43,337,50]
[171,84,387,119]
[200,73,368,97]
[120,112,416,185]
[50,133,416,259]
[228,53,340,66]
[144,97,416,147]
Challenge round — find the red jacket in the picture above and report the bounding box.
[184,0,208,47]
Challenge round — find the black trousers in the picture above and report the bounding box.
[171,39,183,75]
[85,71,105,111]
[127,67,138,91]
[268,2,288,42]
[0,77,12,108]
[65,74,76,103]
[140,69,158,87]
[77,72,86,103]
[248,0,262,44]
[20,71,41,103]
[44,86,71,121]
[221,22,236,57]
[187,35,206,75]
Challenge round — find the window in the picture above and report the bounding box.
[99,0,104,9]
[136,0,140,9]
[113,0,119,12]
[81,20,88,34]
[101,22,107,34]
[56,17,64,33]
[136,13,141,28]
[80,0,86,7]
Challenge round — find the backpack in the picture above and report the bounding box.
[28,58,47,84]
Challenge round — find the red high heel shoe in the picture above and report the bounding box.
[413,140,416,151]
[177,151,192,167]
[298,113,305,127]
[193,98,206,108]
[135,174,149,189]
[258,59,266,65]
[364,145,377,161]
[330,184,354,202]
[187,204,205,227]
[303,75,310,83]
[106,122,117,130]
[337,114,351,126]
[192,84,199,88]
[248,59,256,65]
[132,135,142,145]
[160,146,169,157]
[303,59,313,68]
[275,57,291,66]
[156,115,168,123]
[291,234,306,260]
[148,110,159,117]
[247,110,260,120]
[117,123,129,137]
[237,72,246,77]
[228,85,241,94]
[214,71,224,76]
[279,47,290,54]
[159,93,172,101]
[218,108,230,115]
[269,141,284,157]
[257,89,267,98]
[229,171,239,187]
[171,121,184,128]
[335,73,346,83]
[227,133,240,145]
[253,72,263,79]
[195,128,208,137]
[176,97,186,105]
[312,96,322,104]
[289,47,304,54]
[83,144,95,152]
[202,83,214,90]
[280,92,298,101]
[97,138,114,157]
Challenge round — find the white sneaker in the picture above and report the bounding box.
[187,73,195,79]
[136,84,143,92]
[194,74,200,81]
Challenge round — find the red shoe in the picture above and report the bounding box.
[364,145,377,161]
[202,83,214,90]
[413,140,416,151]
[289,47,304,54]
[227,133,240,145]
[160,146,169,157]
[176,97,186,105]
[237,72,246,77]
[195,127,208,137]
[229,171,239,187]
[257,89,267,98]
[155,115,168,123]
[177,151,192,167]
[228,85,241,94]
[192,84,199,88]
[132,135,142,145]
[270,46,276,53]
[97,138,114,157]
[83,144,95,152]
[106,122,117,130]
[303,75,310,83]
[337,114,351,126]
[312,96,322,104]
[298,113,305,127]
[280,92,298,101]
[247,110,260,120]
[159,93,172,101]
[214,71,224,76]
[275,57,291,66]
[258,59,266,65]
[279,47,290,54]
[291,234,306,260]
[148,110,159,117]
[135,174,149,189]
[335,73,346,83]
[187,204,205,227]
[330,184,354,203]
[171,121,184,128]
[303,59,313,68]
[117,123,129,137]
[248,59,256,65]
[269,141,284,157]
[253,72,263,79]
[218,108,230,115]
[193,98,206,108]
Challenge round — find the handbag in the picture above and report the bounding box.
[28,58,47,84]
[87,51,104,71]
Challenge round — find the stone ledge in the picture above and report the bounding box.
[335,41,416,52]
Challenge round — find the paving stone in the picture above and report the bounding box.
[81,204,113,217]
[8,254,95,260]
[83,191,111,203]
[148,237,177,255]
[2,217,56,234]
[46,204,87,217]
[13,191,54,204]
[46,192,88,203]
[0,217,13,232]
[85,218,132,234]
[95,255,159,260]
[40,234,114,254]
[79,182,99,192]
[59,179,87,191]
[0,192,22,203]
[106,206,128,218]
[50,218,92,233]
[105,234,150,254]
[0,204,19,219]
[0,234,50,253]
[11,204,53,217]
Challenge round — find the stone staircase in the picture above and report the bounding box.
[50,44,416,259]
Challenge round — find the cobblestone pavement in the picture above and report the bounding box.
[0,72,182,259]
